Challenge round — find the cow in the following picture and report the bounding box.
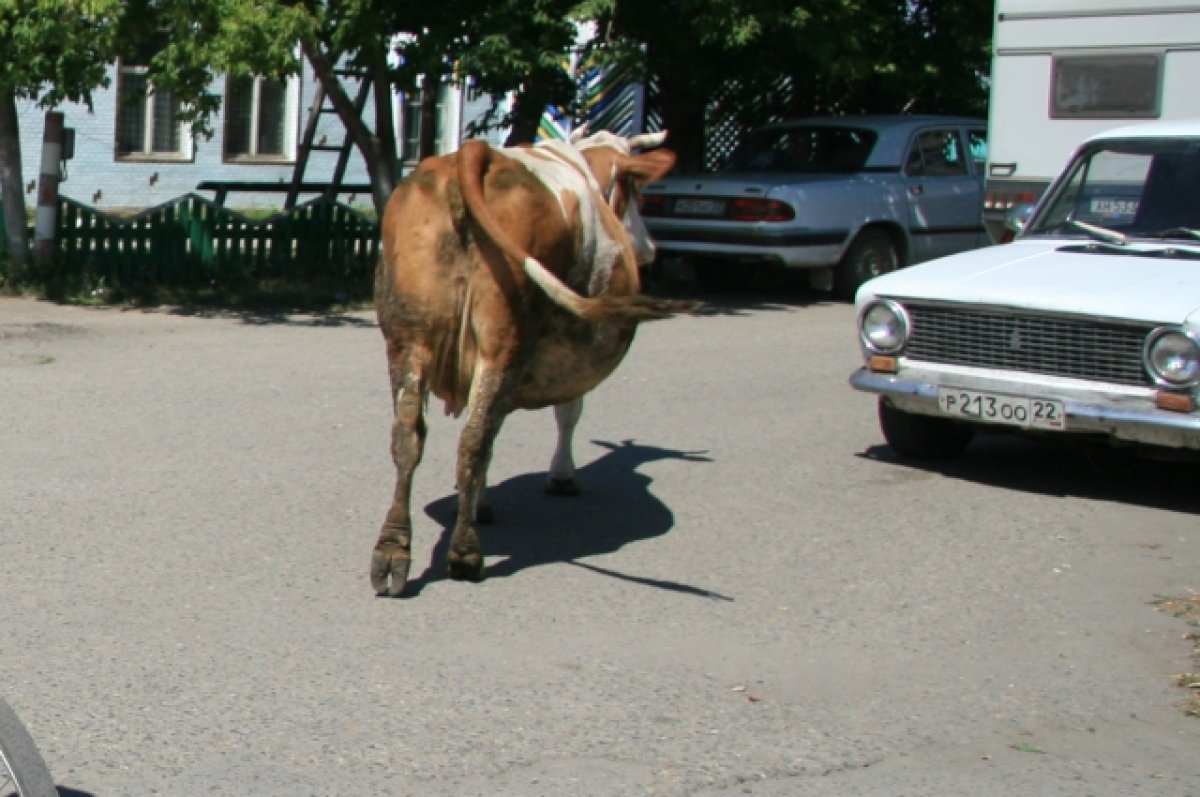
[370,129,697,597]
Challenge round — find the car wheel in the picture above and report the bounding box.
[834,229,899,301]
[877,398,973,459]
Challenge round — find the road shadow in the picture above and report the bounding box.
[859,431,1200,515]
[164,306,378,328]
[403,439,730,599]
[645,260,834,317]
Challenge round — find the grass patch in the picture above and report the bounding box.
[1011,742,1046,754]
[1153,593,1200,717]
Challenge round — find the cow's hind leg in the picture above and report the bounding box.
[447,368,509,582]
[546,397,584,495]
[371,363,429,597]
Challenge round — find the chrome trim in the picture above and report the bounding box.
[857,299,911,355]
[884,300,1155,387]
[1143,326,1200,389]
[874,295,1160,330]
[849,367,1200,450]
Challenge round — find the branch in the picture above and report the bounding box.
[302,38,395,211]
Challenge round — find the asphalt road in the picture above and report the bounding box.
[1,289,1197,796]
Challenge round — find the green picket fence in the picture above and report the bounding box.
[52,193,380,290]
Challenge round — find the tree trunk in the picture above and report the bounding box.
[303,41,398,216]
[418,74,438,160]
[0,87,30,270]
[653,75,707,174]
[504,71,556,146]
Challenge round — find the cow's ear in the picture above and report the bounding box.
[617,149,676,188]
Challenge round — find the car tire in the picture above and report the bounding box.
[878,398,973,459]
[834,228,899,301]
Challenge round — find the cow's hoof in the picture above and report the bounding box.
[370,542,412,598]
[447,551,485,582]
[545,476,581,496]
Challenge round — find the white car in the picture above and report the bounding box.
[849,119,1200,459]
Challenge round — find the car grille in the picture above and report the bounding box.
[902,303,1154,387]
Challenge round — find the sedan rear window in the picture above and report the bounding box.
[725,126,878,174]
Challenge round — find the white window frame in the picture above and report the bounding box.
[115,62,193,162]
[398,76,462,164]
[222,74,300,163]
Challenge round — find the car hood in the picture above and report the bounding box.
[858,238,1200,325]
[645,172,853,195]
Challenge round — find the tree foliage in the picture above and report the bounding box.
[604,0,992,171]
[0,0,124,268]
[0,0,993,260]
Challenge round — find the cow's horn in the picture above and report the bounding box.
[569,124,590,144]
[628,130,668,150]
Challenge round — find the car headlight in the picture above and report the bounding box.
[1144,327,1200,388]
[858,299,910,354]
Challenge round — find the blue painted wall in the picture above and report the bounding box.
[15,63,508,214]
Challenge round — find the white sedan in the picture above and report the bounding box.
[849,119,1200,458]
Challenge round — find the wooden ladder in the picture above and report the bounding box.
[286,72,372,210]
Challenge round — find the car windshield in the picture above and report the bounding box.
[1028,138,1200,242]
[724,126,878,174]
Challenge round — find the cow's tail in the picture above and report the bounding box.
[522,257,696,324]
[457,139,697,326]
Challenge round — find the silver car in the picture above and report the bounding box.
[641,115,990,298]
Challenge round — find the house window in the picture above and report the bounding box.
[401,81,452,162]
[116,63,191,160]
[224,75,297,161]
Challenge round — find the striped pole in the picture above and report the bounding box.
[35,111,64,264]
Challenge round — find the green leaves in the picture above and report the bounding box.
[0,0,123,107]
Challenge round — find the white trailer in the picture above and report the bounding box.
[982,0,1200,241]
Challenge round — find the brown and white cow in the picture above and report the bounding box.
[370,129,696,596]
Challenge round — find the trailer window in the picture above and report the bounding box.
[1050,54,1161,119]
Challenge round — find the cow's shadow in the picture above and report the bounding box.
[404,439,728,599]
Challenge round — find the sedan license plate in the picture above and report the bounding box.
[937,388,1066,430]
[673,198,726,217]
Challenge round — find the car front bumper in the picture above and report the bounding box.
[849,366,1200,451]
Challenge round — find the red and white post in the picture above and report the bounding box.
[35,111,65,264]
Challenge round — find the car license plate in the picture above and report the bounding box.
[937,387,1066,430]
[673,198,726,217]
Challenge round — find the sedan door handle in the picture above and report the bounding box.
[910,184,924,196]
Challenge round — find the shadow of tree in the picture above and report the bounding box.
[165,306,378,328]
[402,439,730,600]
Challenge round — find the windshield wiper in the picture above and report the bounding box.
[1140,227,1200,242]
[1065,218,1128,245]
[1058,242,1200,260]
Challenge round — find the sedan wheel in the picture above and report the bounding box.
[878,398,973,459]
[834,229,899,300]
